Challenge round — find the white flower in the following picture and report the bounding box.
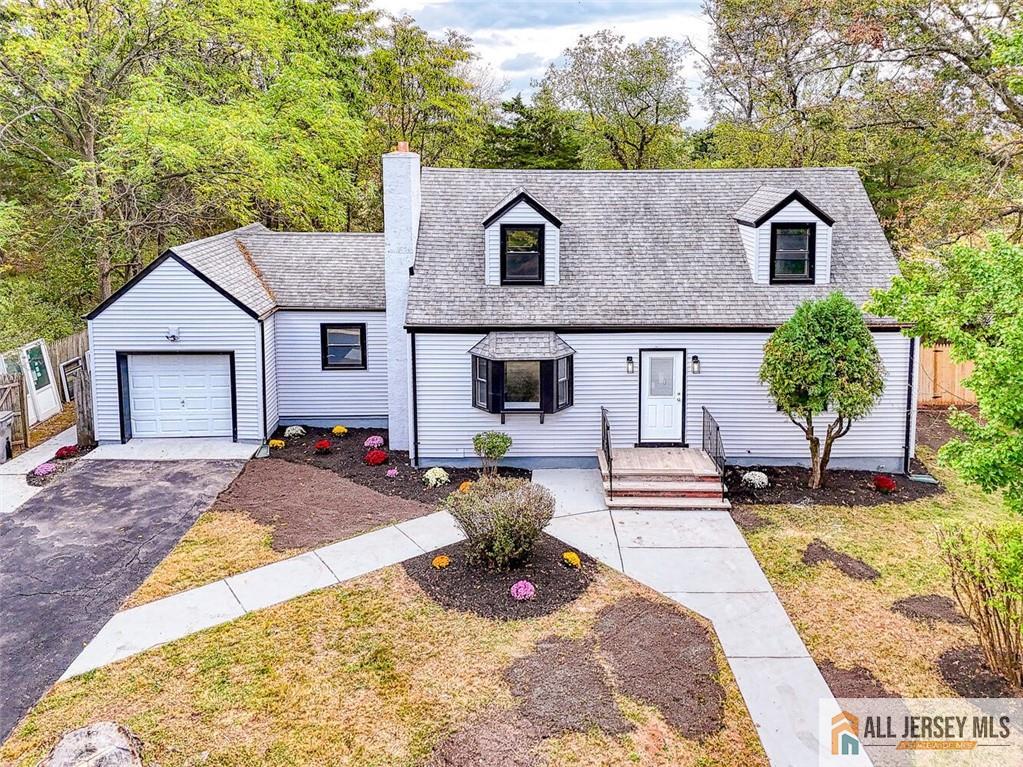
[284,425,306,438]
[741,471,769,490]
[423,467,450,487]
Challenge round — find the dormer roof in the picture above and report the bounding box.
[734,186,834,227]
[481,187,562,229]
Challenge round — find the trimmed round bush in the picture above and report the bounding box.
[741,471,769,491]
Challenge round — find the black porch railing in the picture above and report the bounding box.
[600,406,613,500]
[702,406,726,475]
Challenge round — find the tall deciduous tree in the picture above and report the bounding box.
[869,236,1023,512]
[475,90,583,169]
[760,293,886,488]
[541,30,690,169]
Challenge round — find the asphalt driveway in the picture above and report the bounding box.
[0,459,243,741]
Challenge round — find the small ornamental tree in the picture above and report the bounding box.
[472,431,513,476]
[759,293,885,489]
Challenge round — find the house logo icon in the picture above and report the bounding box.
[832,711,860,756]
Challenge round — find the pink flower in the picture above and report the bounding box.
[510,580,535,601]
[32,462,57,477]
[386,467,399,478]
[364,435,384,449]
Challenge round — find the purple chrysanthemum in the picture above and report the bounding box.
[364,435,385,449]
[32,462,58,477]
[510,580,535,601]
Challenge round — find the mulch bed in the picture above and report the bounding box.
[725,465,942,507]
[594,596,724,739]
[211,459,434,550]
[504,637,632,737]
[426,708,543,767]
[936,646,1022,698]
[24,444,95,487]
[891,594,969,626]
[403,534,594,620]
[916,406,979,453]
[270,426,530,504]
[818,661,897,698]
[802,539,880,581]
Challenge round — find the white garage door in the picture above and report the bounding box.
[128,354,232,438]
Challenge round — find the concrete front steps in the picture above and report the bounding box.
[598,448,730,510]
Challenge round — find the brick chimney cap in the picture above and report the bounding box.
[397,140,409,152]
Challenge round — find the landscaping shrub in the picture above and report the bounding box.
[423,467,450,487]
[54,445,78,459]
[938,522,1023,688]
[314,439,331,454]
[510,580,535,601]
[268,439,285,449]
[32,462,57,477]
[472,431,512,476]
[741,470,768,491]
[364,435,384,449]
[444,476,555,570]
[873,474,897,494]
[332,425,347,437]
[364,449,388,466]
[284,425,306,438]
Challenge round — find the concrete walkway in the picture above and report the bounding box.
[82,438,258,461]
[0,426,77,515]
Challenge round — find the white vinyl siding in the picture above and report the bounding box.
[274,310,387,419]
[738,223,757,273]
[484,200,560,285]
[88,258,262,442]
[414,331,912,467]
[749,200,833,285]
[262,313,279,438]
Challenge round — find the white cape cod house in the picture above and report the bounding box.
[86,148,918,488]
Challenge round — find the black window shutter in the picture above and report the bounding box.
[566,355,574,408]
[539,359,556,414]
[488,360,505,413]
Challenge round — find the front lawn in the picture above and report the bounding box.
[736,448,1018,698]
[2,565,767,766]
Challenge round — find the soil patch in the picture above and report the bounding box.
[891,594,968,625]
[937,646,1021,698]
[729,506,771,532]
[504,637,631,737]
[403,534,594,620]
[594,596,724,739]
[802,539,880,581]
[427,708,544,767]
[724,465,942,507]
[211,459,434,550]
[818,661,896,698]
[271,426,530,504]
[916,406,980,453]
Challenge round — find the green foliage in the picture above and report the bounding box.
[760,293,885,487]
[471,431,513,476]
[475,91,583,169]
[938,522,1023,687]
[869,236,1023,512]
[444,477,555,570]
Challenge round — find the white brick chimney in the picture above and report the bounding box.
[383,143,420,453]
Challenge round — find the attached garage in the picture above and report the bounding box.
[121,353,235,439]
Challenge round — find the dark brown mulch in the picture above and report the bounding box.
[270,426,530,504]
[24,444,95,487]
[403,534,594,620]
[594,596,724,739]
[724,464,942,507]
[802,539,881,581]
[936,646,1022,698]
[211,459,434,551]
[891,594,969,626]
[426,708,544,767]
[729,505,771,532]
[818,661,897,698]
[916,405,980,453]
[504,637,632,738]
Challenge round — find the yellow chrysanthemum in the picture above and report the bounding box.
[332,425,348,436]
[432,555,451,570]
[562,551,581,569]
[458,480,473,494]
[268,439,285,449]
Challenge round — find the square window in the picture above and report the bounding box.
[321,324,366,370]
[770,223,815,284]
[504,360,540,409]
[501,225,544,285]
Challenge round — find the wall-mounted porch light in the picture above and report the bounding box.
[626,355,634,374]
[165,326,180,342]
[691,355,701,375]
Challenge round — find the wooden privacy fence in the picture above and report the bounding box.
[918,344,977,407]
[0,373,31,451]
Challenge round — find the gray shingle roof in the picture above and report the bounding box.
[734,185,794,225]
[406,167,899,327]
[469,331,575,360]
[169,225,384,315]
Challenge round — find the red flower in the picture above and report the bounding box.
[314,439,331,454]
[365,449,388,466]
[873,474,897,494]
[54,445,79,460]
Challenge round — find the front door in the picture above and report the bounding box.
[639,350,685,443]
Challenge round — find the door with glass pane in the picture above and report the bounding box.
[639,350,685,443]
[20,339,61,424]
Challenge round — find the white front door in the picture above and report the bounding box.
[20,340,61,424]
[128,354,232,438]
[640,350,685,443]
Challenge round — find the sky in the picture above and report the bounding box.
[373,0,711,126]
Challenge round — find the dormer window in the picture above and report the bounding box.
[770,222,815,284]
[501,224,544,285]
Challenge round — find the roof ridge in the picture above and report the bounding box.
[422,166,861,174]
[171,222,267,252]
[234,238,278,304]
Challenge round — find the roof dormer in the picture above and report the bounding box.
[482,188,562,286]
[734,187,834,285]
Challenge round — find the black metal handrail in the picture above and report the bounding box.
[600,406,613,500]
[702,406,726,475]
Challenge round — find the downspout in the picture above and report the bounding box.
[902,337,916,475]
[259,318,268,441]
[410,331,420,467]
